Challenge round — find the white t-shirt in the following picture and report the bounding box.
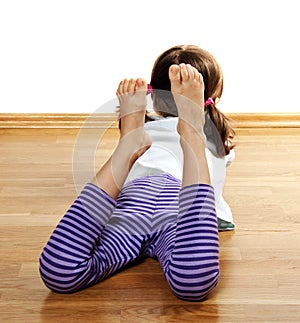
[125,117,235,223]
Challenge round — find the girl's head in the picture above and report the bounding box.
[149,44,234,156]
[150,45,223,110]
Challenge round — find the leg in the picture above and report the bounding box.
[92,78,151,199]
[169,63,211,187]
[39,183,117,293]
[154,64,219,301]
[39,78,151,293]
[155,184,219,301]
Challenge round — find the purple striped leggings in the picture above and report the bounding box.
[39,174,220,301]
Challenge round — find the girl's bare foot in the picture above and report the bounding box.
[169,63,206,139]
[116,78,152,168]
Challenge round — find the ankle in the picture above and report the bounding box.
[177,120,206,140]
[120,112,145,138]
[116,130,152,170]
[179,123,206,149]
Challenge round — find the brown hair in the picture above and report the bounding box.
[149,45,235,157]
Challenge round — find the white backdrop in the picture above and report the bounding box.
[0,0,299,113]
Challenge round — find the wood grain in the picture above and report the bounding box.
[0,127,300,322]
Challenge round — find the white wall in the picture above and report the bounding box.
[0,0,299,113]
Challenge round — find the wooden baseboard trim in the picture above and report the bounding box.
[0,114,118,129]
[228,113,300,129]
[0,113,300,129]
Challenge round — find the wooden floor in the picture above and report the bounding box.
[1,127,300,322]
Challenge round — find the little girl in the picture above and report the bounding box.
[39,45,235,301]
[127,45,235,230]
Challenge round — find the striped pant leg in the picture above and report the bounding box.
[39,183,119,293]
[98,176,164,269]
[155,184,220,301]
[39,179,158,294]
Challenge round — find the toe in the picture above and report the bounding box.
[191,66,203,82]
[179,63,189,81]
[128,78,136,93]
[116,79,125,96]
[196,70,204,84]
[188,64,198,80]
[122,79,130,93]
[135,78,147,92]
[169,64,181,85]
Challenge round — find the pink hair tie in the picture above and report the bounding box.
[205,97,214,107]
[147,84,153,95]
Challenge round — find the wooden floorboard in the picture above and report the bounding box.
[0,127,300,322]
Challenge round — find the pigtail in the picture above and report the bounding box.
[204,103,235,157]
